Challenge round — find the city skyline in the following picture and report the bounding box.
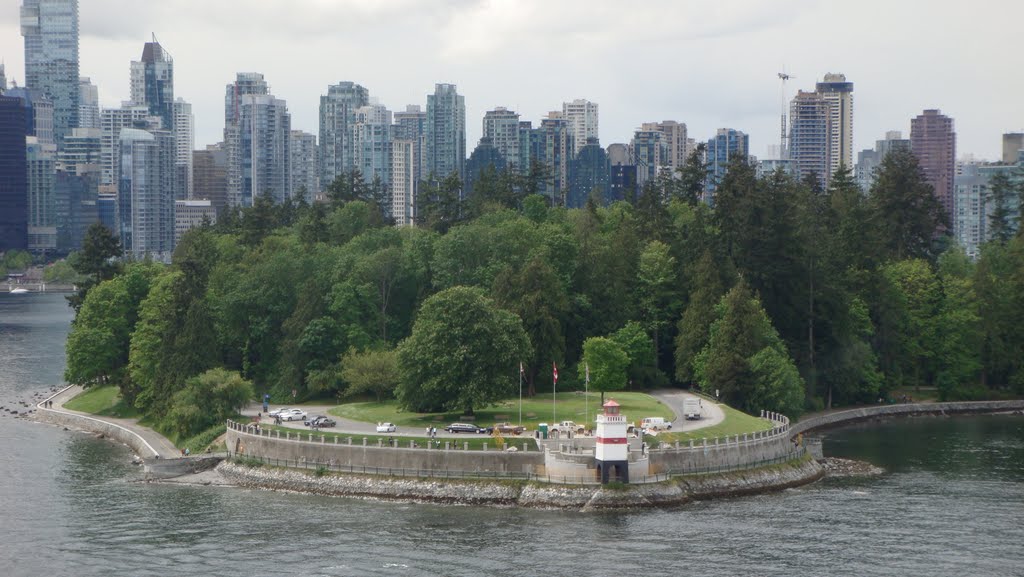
[1,1,1021,161]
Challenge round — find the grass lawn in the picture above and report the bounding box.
[328,391,674,429]
[64,385,141,418]
[260,424,533,451]
[656,404,774,444]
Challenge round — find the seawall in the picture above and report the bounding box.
[791,400,1024,436]
[33,392,160,459]
[217,456,823,511]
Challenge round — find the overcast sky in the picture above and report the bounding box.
[1,0,1021,161]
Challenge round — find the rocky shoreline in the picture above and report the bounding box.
[216,456,825,511]
[821,457,885,478]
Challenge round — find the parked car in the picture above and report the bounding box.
[279,409,307,422]
[445,422,488,434]
[268,407,291,418]
[304,415,336,428]
[376,422,397,433]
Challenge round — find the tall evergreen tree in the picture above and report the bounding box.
[868,148,946,261]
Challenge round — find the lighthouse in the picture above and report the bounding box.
[595,399,629,484]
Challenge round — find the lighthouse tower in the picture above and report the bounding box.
[595,399,629,484]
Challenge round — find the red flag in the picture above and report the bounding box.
[553,362,558,384]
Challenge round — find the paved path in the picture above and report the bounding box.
[40,386,181,459]
[648,388,726,431]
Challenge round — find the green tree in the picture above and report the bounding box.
[868,148,947,261]
[68,223,122,310]
[611,321,662,388]
[492,253,569,397]
[43,258,85,284]
[396,286,530,414]
[694,280,805,417]
[673,142,709,205]
[579,336,629,403]
[340,347,400,402]
[637,239,680,366]
[417,171,464,233]
[165,368,254,437]
[675,249,729,384]
[985,170,1021,244]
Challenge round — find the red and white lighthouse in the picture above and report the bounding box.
[595,399,629,483]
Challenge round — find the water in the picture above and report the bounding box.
[1,293,1023,576]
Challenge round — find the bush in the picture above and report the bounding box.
[233,455,263,468]
[165,368,254,438]
[180,423,225,454]
[315,465,329,477]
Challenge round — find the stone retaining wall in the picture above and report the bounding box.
[217,456,824,511]
[647,411,796,474]
[791,400,1024,436]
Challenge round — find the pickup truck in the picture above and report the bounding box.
[494,422,526,435]
[549,421,585,435]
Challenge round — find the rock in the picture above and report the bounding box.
[822,457,884,477]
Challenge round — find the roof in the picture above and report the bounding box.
[603,399,620,407]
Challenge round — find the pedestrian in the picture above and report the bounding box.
[431,427,436,438]
[185,447,190,456]
[426,426,430,436]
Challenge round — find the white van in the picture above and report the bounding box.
[640,417,671,431]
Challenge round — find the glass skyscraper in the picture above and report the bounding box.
[21,0,79,145]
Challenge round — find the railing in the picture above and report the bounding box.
[227,420,534,452]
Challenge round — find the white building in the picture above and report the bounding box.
[119,127,175,261]
[289,130,318,202]
[482,107,522,172]
[391,139,416,226]
[100,103,158,186]
[816,73,854,176]
[562,99,599,156]
[173,98,193,199]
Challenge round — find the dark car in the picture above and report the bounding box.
[445,422,490,434]
[304,415,336,428]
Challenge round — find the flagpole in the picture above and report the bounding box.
[552,362,557,426]
[585,363,589,433]
[518,363,523,428]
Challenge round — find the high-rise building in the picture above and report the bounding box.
[289,130,318,202]
[464,137,507,199]
[192,143,228,215]
[393,104,427,200]
[119,127,175,260]
[1003,133,1024,165]
[391,139,416,226]
[21,0,79,145]
[0,63,7,93]
[568,137,610,208]
[705,128,750,203]
[224,74,290,206]
[4,87,54,145]
[535,113,572,203]
[631,126,666,187]
[648,120,689,170]
[482,107,522,173]
[55,126,100,251]
[562,99,599,156]
[789,90,831,188]
[319,81,369,187]
[353,103,392,187]
[911,109,956,223]
[236,94,291,206]
[855,131,911,191]
[100,103,156,186]
[953,163,987,260]
[425,83,465,180]
[130,40,174,132]
[78,77,99,129]
[26,137,57,252]
[816,73,854,175]
[172,98,193,199]
[0,95,29,250]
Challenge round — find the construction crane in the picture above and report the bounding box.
[778,72,793,159]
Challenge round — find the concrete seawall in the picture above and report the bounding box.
[33,391,160,459]
[791,400,1024,436]
[217,456,823,511]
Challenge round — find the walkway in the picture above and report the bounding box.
[649,388,726,431]
[39,386,181,459]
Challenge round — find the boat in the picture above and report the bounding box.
[9,287,29,294]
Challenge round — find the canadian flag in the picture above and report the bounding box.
[553,362,558,384]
